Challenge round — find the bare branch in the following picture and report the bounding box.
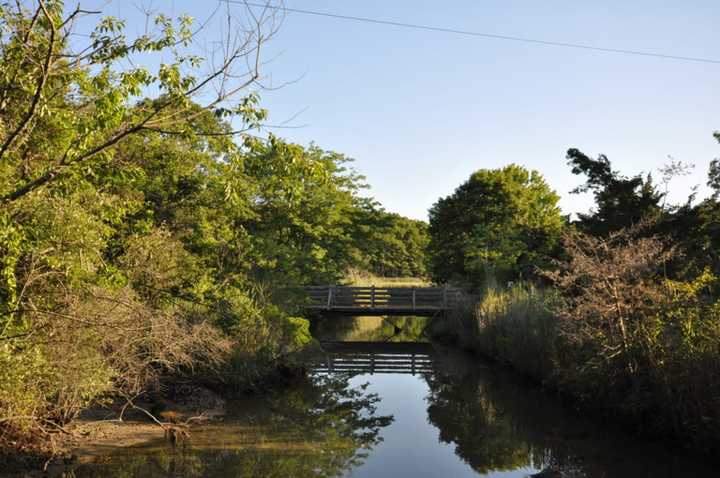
[0,1,56,161]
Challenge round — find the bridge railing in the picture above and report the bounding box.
[303,285,461,312]
[313,341,434,375]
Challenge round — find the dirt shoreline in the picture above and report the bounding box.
[70,419,167,460]
[1,384,228,476]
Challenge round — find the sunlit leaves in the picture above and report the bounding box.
[428,164,564,288]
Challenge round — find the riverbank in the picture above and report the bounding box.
[17,325,720,478]
[428,284,720,459]
[0,341,324,477]
[0,382,226,476]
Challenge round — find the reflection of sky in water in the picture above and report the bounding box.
[346,373,538,478]
[71,316,718,478]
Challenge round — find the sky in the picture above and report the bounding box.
[75,1,720,220]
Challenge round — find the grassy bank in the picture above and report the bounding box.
[431,282,720,456]
[342,270,430,287]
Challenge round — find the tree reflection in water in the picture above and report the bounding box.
[424,354,712,478]
[312,316,430,343]
[72,373,393,478]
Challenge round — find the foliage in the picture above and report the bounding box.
[436,226,720,454]
[428,164,564,289]
[350,209,429,278]
[663,146,720,278]
[566,148,663,235]
[428,144,720,454]
[0,2,426,458]
[709,158,720,196]
[241,138,368,286]
[545,226,676,381]
[342,270,429,287]
[444,284,558,380]
[709,132,720,196]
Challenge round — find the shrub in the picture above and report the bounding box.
[439,226,720,453]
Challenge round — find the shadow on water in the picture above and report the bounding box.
[425,352,715,477]
[68,316,716,477]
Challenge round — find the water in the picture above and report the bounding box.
[70,317,715,477]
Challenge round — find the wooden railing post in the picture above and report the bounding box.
[442,284,448,310]
[371,285,375,309]
[326,285,333,310]
[412,287,416,311]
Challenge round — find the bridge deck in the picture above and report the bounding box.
[302,285,460,316]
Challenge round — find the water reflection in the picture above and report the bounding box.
[425,348,714,478]
[71,374,393,478]
[69,317,716,478]
[317,342,433,375]
[312,315,429,343]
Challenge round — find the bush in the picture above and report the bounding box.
[437,227,720,454]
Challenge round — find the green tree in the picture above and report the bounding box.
[566,148,663,235]
[0,1,294,453]
[241,137,368,286]
[660,157,720,280]
[428,164,563,289]
[351,207,429,277]
[709,160,720,198]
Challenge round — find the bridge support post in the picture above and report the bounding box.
[326,285,334,310]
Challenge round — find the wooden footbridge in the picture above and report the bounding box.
[303,285,461,316]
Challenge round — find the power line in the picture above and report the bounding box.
[226,1,720,65]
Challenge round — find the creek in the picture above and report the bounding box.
[71,316,714,477]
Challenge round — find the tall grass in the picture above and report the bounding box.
[342,269,430,287]
[455,285,559,381]
[440,285,558,381]
[436,279,720,455]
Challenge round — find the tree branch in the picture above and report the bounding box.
[0,1,55,161]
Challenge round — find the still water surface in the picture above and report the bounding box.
[73,317,715,477]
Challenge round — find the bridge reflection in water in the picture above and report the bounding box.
[314,341,434,375]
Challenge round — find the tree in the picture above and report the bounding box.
[708,159,720,198]
[0,0,292,454]
[662,153,720,279]
[428,164,564,289]
[241,137,368,286]
[350,208,429,278]
[566,148,663,235]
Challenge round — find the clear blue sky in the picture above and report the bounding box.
[80,1,720,220]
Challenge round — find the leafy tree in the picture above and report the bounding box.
[428,164,563,289]
[0,1,294,453]
[709,158,720,198]
[566,148,663,235]
[240,138,367,286]
[351,208,429,278]
[0,3,427,458]
[660,157,720,280]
